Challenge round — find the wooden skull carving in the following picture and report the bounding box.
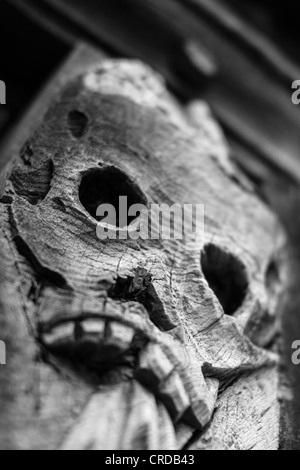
[0,60,282,450]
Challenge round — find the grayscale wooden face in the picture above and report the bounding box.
[0,61,282,450]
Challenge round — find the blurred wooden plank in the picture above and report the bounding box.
[34,0,219,94]
[182,0,300,83]
[180,0,300,184]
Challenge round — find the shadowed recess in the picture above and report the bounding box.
[201,244,249,316]
[79,167,147,227]
[68,110,89,138]
[108,271,175,331]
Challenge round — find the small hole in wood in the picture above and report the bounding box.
[201,244,249,316]
[68,110,88,138]
[79,167,146,227]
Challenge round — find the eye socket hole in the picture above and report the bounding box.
[201,244,249,316]
[79,167,146,227]
[68,110,88,138]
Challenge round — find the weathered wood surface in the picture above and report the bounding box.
[0,58,284,450]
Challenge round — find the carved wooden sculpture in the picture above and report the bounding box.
[0,60,283,450]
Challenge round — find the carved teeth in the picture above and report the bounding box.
[135,343,175,388]
[107,322,135,348]
[135,344,190,421]
[81,319,105,335]
[41,319,136,354]
[41,322,75,347]
[157,371,190,422]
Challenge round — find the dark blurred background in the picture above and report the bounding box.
[0,0,300,190]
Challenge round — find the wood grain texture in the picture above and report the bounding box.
[0,58,284,449]
[190,367,279,450]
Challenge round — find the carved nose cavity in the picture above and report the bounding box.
[79,167,147,227]
[201,244,249,316]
